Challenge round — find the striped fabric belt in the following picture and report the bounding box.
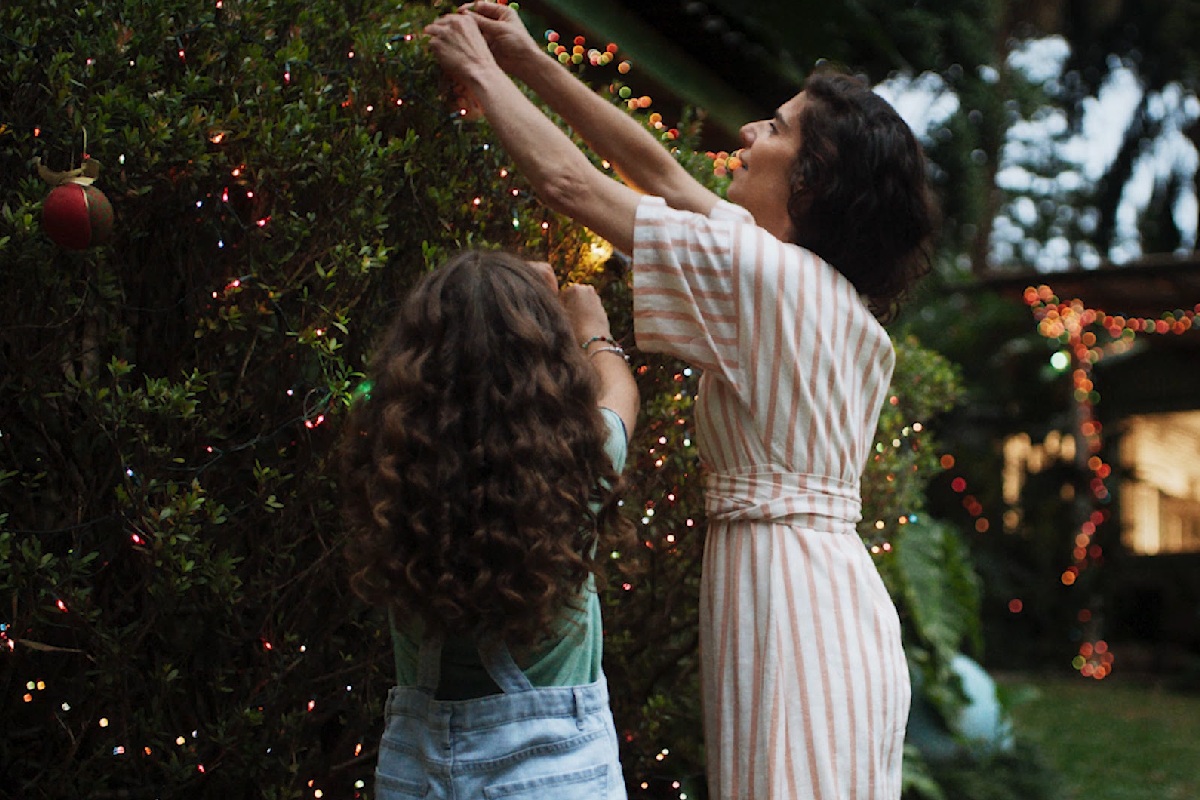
[704,468,862,524]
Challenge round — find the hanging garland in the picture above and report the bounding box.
[1024,283,1199,680]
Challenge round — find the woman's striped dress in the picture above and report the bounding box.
[632,196,910,800]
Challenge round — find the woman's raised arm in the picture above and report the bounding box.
[467,2,719,217]
[427,11,640,252]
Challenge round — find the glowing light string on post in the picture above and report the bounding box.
[1024,284,1198,680]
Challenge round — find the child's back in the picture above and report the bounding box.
[339,251,637,799]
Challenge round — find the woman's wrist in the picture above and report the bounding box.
[511,45,570,94]
[506,45,549,82]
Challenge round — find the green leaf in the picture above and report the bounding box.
[896,518,982,661]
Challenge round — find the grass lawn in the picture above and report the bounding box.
[1000,674,1200,800]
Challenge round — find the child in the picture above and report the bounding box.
[339,250,637,799]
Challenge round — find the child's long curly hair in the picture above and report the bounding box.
[340,250,631,648]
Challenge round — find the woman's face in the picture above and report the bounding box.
[727,92,807,240]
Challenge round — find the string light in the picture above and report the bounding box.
[1024,286,1198,678]
[6,17,689,798]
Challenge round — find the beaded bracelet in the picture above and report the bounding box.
[580,334,619,351]
[588,345,630,363]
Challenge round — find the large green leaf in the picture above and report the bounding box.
[897,517,983,660]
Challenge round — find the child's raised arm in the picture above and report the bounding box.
[559,281,638,439]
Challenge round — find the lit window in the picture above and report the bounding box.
[1120,411,1200,555]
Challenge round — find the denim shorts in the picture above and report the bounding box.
[374,636,626,800]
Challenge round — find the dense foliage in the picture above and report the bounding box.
[1,1,974,797]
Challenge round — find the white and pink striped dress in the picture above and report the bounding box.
[632,196,909,800]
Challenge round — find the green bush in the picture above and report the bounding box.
[1,1,977,797]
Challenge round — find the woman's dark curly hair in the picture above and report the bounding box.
[787,69,938,322]
[339,250,632,648]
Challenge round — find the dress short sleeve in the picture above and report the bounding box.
[631,196,752,385]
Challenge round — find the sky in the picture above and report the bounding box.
[877,36,1200,272]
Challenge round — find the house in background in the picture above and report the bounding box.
[1119,411,1200,556]
[985,256,1200,672]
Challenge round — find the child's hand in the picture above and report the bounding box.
[523,260,558,294]
[559,283,612,345]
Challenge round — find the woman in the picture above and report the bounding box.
[426,7,936,798]
[341,252,637,799]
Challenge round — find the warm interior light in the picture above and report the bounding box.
[1120,411,1200,555]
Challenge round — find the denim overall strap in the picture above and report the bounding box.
[414,630,444,693]
[477,638,535,694]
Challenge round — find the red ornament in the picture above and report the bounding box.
[36,156,114,250]
[42,182,114,250]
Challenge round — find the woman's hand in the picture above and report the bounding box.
[465,2,542,76]
[559,283,612,345]
[425,9,497,84]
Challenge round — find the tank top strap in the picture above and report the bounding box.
[476,637,534,694]
[415,630,444,693]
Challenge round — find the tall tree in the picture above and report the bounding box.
[987,0,1200,266]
